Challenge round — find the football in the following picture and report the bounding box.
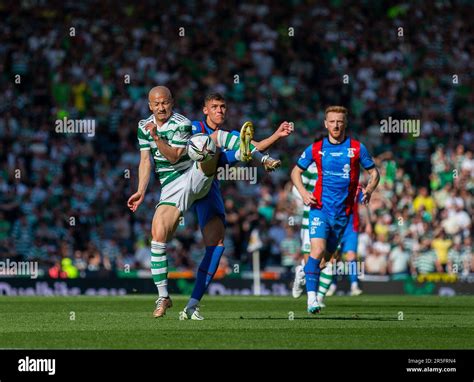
[186,133,217,162]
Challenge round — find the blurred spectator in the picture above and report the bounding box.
[431,229,452,272]
[279,226,300,270]
[388,235,411,276]
[365,247,388,275]
[412,239,443,275]
[447,238,470,276]
[413,187,436,216]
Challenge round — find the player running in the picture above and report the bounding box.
[127,86,261,318]
[291,106,379,314]
[323,189,369,300]
[293,186,370,307]
[181,93,293,320]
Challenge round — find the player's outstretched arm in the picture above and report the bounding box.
[291,165,317,205]
[127,150,152,212]
[252,121,293,152]
[361,166,380,205]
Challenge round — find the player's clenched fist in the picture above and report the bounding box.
[276,121,294,137]
[127,191,144,212]
[145,122,158,139]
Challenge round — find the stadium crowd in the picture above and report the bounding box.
[0,1,473,279]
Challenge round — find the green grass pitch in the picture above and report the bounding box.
[0,295,473,349]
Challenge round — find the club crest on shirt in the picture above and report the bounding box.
[343,164,350,178]
[310,217,323,234]
[347,148,356,158]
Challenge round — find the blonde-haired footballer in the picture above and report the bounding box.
[291,106,379,313]
[292,180,370,306]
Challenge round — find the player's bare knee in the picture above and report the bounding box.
[151,230,165,243]
[310,246,325,259]
[346,251,357,261]
[151,222,166,242]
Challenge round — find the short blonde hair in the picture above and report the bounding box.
[325,106,348,119]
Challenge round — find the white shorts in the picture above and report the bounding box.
[157,163,214,213]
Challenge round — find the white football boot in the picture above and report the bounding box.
[350,283,363,296]
[180,305,204,320]
[325,283,337,297]
[292,265,306,298]
[316,294,326,308]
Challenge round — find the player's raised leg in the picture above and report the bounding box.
[239,121,254,161]
[212,123,254,161]
[197,123,255,176]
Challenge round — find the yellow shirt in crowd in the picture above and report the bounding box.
[431,238,452,265]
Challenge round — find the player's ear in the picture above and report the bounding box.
[148,102,152,112]
[324,119,328,129]
[203,105,208,115]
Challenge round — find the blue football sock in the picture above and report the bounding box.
[222,150,238,165]
[190,246,225,302]
[304,257,321,292]
[348,260,358,284]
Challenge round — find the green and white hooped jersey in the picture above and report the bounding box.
[301,163,318,231]
[137,112,193,187]
[298,162,317,254]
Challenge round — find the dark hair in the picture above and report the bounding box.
[204,93,226,105]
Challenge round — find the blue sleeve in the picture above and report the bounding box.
[359,143,375,170]
[296,144,314,170]
[191,121,201,135]
[218,150,238,166]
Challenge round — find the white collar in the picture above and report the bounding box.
[152,113,173,129]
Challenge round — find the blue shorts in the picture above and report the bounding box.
[340,214,358,253]
[308,209,350,254]
[191,179,226,229]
